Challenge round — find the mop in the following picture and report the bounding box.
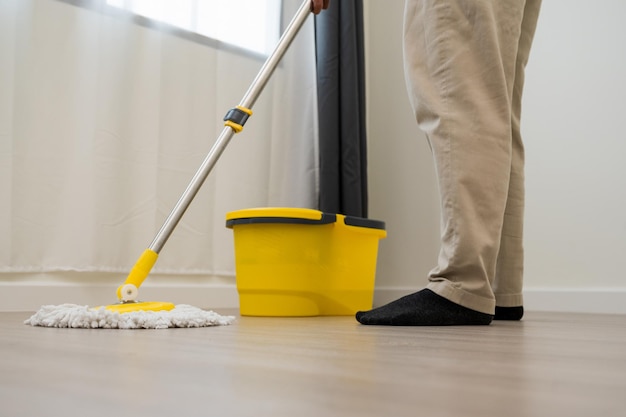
[24,0,314,329]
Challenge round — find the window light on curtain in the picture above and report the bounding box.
[105,0,281,55]
[0,0,319,297]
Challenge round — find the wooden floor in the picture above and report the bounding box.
[1,310,625,417]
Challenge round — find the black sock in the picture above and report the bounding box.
[494,306,524,321]
[355,289,493,326]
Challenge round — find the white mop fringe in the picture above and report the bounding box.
[24,304,235,329]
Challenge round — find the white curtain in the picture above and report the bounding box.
[0,0,318,280]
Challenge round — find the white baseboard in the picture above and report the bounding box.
[373,287,626,315]
[4,280,626,315]
[0,275,240,312]
[522,288,626,315]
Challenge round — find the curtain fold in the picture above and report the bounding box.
[0,0,318,277]
[314,0,368,217]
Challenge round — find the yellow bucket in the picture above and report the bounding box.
[226,208,386,317]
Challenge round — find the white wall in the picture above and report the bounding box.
[364,1,626,314]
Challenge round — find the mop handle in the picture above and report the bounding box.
[117,0,314,300]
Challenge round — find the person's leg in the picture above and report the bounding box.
[357,0,527,326]
[493,0,542,321]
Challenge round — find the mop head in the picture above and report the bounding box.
[24,304,235,329]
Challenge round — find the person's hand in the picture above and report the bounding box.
[311,0,330,14]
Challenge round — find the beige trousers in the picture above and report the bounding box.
[403,0,542,314]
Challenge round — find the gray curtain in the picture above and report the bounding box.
[314,0,368,217]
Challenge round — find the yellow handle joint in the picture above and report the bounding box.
[224,106,253,133]
[116,249,159,299]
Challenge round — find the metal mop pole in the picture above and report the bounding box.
[117,0,314,301]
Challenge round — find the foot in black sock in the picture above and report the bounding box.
[355,289,493,326]
[494,306,524,321]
